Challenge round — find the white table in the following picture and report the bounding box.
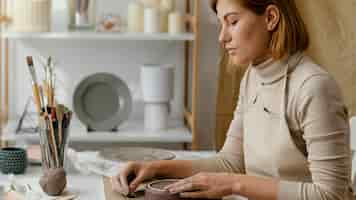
[0,151,246,200]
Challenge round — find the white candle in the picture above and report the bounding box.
[160,0,175,12]
[160,10,168,32]
[10,0,51,32]
[141,0,161,8]
[128,1,144,32]
[168,11,184,34]
[144,7,160,33]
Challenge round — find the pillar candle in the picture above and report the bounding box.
[10,0,51,32]
[160,10,169,32]
[160,0,175,12]
[144,7,160,33]
[168,11,184,34]
[141,0,161,8]
[128,1,144,32]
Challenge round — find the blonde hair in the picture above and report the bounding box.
[211,0,309,59]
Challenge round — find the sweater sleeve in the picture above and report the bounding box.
[191,75,246,174]
[278,75,352,200]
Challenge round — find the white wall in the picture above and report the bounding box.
[7,0,220,149]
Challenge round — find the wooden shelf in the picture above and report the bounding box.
[0,0,201,150]
[1,31,195,41]
[4,120,192,144]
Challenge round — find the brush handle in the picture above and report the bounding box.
[32,84,42,114]
[48,86,54,107]
[48,118,60,168]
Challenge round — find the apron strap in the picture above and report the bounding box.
[281,52,307,157]
[281,52,304,116]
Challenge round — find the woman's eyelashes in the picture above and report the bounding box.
[227,15,239,26]
[230,20,238,26]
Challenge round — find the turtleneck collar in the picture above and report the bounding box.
[251,52,303,85]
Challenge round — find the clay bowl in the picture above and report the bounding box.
[145,179,220,200]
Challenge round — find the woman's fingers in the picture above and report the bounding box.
[129,170,146,192]
[166,177,202,194]
[164,177,189,191]
[169,182,194,194]
[111,162,137,195]
[118,165,134,195]
[111,176,128,195]
[119,173,130,195]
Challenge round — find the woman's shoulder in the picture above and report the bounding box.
[289,55,340,93]
[289,54,345,107]
[290,54,329,82]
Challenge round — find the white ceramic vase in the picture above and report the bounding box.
[141,64,174,131]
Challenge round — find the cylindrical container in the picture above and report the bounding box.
[68,0,97,30]
[168,11,184,34]
[141,64,174,102]
[7,0,51,32]
[144,8,160,33]
[145,179,181,200]
[39,119,71,170]
[38,117,71,196]
[141,0,161,8]
[0,147,27,174]
[128,1,144,32]
[160,0,175,12]
[144,103,169,131]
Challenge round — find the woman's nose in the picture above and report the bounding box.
[218,26,231,46]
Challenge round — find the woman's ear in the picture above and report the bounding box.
[265,5,280,31]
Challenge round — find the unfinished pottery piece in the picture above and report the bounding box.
[145,179,220,200]
[145,180,181,200]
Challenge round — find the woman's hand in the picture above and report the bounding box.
[164,172,241,199]
[111,161,157,195]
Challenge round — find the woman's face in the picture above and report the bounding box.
[217,0,273,65]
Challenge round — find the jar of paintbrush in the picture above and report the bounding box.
[26,56,73,196]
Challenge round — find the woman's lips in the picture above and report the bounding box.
[227,48,237,55]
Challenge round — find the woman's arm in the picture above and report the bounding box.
[151,160,196,178]
[233,175,279,200]
[189,74,247,174]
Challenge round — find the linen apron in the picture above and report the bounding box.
[243,54,311,181]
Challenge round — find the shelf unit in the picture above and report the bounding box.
[0,0,201,150]
[1,32,196,41]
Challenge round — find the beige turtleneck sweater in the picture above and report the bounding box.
[192,53,352,200]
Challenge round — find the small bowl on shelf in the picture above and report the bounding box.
[0,147,28,174]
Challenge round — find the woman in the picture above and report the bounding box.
[112,0,353,199]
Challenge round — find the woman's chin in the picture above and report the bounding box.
[230,55,250,66]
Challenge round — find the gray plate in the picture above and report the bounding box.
[73,73,132,131]
[99,147,176,162]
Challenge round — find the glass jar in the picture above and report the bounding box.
[67,0,97,30]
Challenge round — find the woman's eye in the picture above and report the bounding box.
[231,20,238,25]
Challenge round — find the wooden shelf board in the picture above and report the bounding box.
[3,120,192,144]
[1,31,195,41]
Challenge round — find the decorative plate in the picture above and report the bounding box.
[73,73,132,131]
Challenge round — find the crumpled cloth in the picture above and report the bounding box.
[66,148,123,178]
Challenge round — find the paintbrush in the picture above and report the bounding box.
[26,56,42,115]
[47,56,55,106]
[56,104,65,165]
